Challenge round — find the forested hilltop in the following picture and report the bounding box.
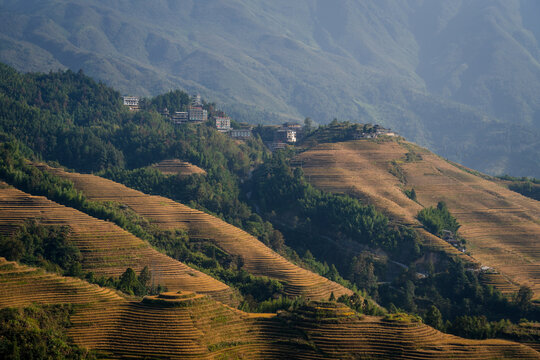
[0,64,539,357]
[2,0,540,177]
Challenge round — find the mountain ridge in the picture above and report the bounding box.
[2,0,540,176]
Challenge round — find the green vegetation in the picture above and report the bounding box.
[0,220,81,276]
[499,175,540,201]
[251,150,420,254]
[337,294,384,316]
[380,257,540,340]
[0,305,97,359]
[383,312,423,323]
[417,201,460,237]
[85,266,165,297]
[3,0,540,178]
[0,142,289,308]
[404,188,417,201]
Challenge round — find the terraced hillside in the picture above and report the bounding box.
[1,259,538,359]
[0,257,310,359]
[0,184,234,304]
[46,166,352,300]
[296,139,540,297]
[0,257,124,308]
[286,302,540,359]
[151,159,207,176]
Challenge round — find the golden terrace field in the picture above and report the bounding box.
[296,139,540,297]
[47,166,352,301]
[1,258,538,359]
[151,158,207,176]
[0,183,234,304]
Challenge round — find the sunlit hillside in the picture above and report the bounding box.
[151,159,207,176]
[0,183,234,304]
[2,258,537,359]
[296,138,540,298]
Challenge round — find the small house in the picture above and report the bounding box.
[172,111,189,124]
[276,129,297,143]
[230,128,252,140]
[215,116,231,132]
[123,96,139,111]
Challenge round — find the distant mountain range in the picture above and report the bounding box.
[1,0,540,176]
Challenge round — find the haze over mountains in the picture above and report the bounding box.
[1,0,540,176]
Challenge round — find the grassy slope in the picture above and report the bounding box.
[296,139,540,298]
[1,258,538,359]
[0,182,234,304]
[44,165,353,301]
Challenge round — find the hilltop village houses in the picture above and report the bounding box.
[353,124,397,139]
[122,94,394,149]
[170,94,208,124]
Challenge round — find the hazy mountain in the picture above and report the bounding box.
[1,0,540,176]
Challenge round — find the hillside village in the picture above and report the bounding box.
[123,94,398,151]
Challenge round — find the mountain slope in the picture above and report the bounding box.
[43,165,353,301]
[0,182,235,304]
[1,0,540,176]
[2,258,538,359]
[296,138,540,298]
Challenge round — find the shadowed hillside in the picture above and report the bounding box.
[296,138,540,298]
[44,166,353,301]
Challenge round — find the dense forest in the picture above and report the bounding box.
[0,64,537,349]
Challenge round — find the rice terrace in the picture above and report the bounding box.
[296,138,540,297]
[1,258,538,359]
[1,2,540,356]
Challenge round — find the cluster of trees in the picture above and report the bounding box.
[500,175,540,201]
[337,293,384,316]
[0,305,97,359]
[0,63,267,174]
[250,150,421,292]
[0,220,82,276]
[0,142,292,309]
[417,201,460,237]
[86,266,164,297]
[251,151,420,254]
[380,255,539,341]
[425,305,537,341]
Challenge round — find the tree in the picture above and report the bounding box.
[269,230,284,251]
[403,280,416,312]
[303,117,313,133]
[349,255,377,294]
[119,268,140,295]
[424,305,444,331]
[514,285,533,312]
[138,266,151,288]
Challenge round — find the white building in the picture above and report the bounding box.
[215,116,231,132]
[172,111,188,124]
[230,128,252,139]
[123,96,139,111]
[276,129,297,143]
[188,106,208,122]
